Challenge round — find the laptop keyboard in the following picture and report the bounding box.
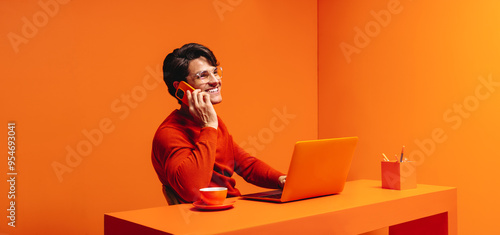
[261,193,282,199]
[244,189,283,199]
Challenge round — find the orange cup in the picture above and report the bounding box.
[199,187,227,205]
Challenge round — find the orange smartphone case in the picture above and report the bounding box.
[175,81,194,105]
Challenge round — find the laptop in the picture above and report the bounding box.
[242,136,358,203]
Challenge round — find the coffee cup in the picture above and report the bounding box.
[199,187,227,205]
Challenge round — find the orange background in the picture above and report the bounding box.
[0,0,499,234]
[319,1,500,235]
[0,1,317,234]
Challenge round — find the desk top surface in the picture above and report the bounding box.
[105,179,456,234]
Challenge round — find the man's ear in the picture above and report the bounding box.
[173,81,179,90]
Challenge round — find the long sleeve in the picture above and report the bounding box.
[152,111,218,203]
[232,142,284,189]
[152,110,284,203]
[155,127,218,202]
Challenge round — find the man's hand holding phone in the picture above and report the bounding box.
[177,81,218,129]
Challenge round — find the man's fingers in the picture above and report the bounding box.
[202,92,211,104]
[186,90,193,107]
[191,89,202,106]
[197,92,206,105]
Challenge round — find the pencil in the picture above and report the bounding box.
[400,145,405,162]
[382,153,390,161]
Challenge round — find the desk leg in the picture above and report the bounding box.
[389,212,449,235]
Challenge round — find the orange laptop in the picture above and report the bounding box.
[242,136,358,202]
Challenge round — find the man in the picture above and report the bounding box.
[152,43,286,204]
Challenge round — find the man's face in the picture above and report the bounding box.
[186,57,222,105]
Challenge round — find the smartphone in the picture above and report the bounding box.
[175,81,195,106]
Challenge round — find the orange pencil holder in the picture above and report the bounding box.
[381,161,417,190]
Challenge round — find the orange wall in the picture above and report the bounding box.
[0,1,317,234]
[5,0,498,234]
[319,0,500,234]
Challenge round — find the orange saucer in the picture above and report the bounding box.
[192,199,236,211]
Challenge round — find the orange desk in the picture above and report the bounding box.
[105,180,457,235]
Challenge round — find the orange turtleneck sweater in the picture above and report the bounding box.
[151,110,283,203]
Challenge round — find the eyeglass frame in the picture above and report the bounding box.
[188,66,223,84]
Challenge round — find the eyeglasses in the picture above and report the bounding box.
[190,67,223,84]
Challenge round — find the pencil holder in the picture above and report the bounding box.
[381,161,417,190]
